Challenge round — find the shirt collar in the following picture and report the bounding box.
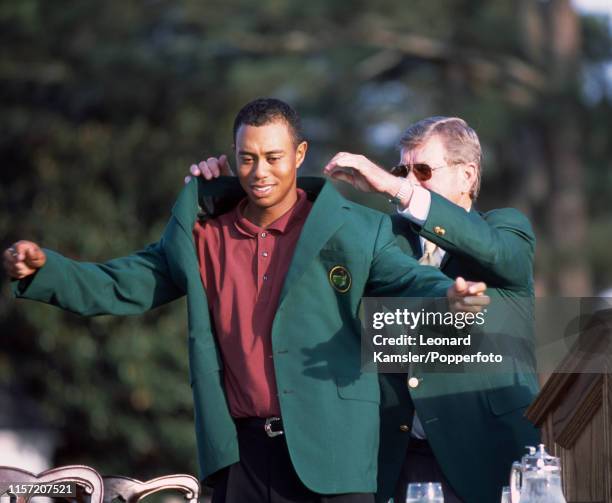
[233,189,310,237]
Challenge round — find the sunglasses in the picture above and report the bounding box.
[389,163,448,181]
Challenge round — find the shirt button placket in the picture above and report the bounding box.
[256,232,264,293]
[258,231,270,296]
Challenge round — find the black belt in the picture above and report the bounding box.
[235,417,284,438]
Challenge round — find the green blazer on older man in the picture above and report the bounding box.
[13,177,454,495]
[377,191,540,503]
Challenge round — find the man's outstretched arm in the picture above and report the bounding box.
[4,239,183,316]
[407,192,535,287]
[366,215,489,312]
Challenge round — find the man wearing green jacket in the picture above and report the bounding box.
[324,116,540,502]
[4,100,488,503]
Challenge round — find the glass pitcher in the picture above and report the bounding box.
[510,444,567,503]
[510,446,536,503]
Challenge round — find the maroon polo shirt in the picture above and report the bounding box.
[192,189,312,418]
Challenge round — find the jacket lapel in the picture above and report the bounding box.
[391,213,453,268]
[171,177,246,234]
[171,176,349,304]
[278,178,349,304]
[439,252,452,270]
[390,214,422,258]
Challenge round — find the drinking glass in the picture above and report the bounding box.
[500,486,511,503]
[406,482,444,503]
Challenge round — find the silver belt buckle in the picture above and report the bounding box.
[264,417,283,438]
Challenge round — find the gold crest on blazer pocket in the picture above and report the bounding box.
[328,265,352,293]
[319,249,364,294]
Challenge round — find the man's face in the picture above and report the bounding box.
[400,135,469,207]
[234,120,307,213]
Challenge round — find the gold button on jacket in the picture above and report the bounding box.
[433,225,446,236]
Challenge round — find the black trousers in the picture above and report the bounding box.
[393,437,464,503]
[211,418,374,503]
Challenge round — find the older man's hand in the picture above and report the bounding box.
[3,240,47,279]
[447,277,489,313]
[184,154,233,184]
[323,151,414,206]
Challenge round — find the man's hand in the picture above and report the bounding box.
[323,152,412,202]
[3,240,47,279]
[447,277,489,313]
[184,154,233,184]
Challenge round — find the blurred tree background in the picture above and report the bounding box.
[0,0,610,484]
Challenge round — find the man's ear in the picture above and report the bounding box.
[295,141,308,170]
[462,162,477,194]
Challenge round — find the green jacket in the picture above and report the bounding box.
[378,192,540,503]
[13,177,454,495]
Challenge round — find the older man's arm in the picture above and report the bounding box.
[365,215,488,311]
[402,191,535,288]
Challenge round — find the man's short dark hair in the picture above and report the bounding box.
[233,98,304,146]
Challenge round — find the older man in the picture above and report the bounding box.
[324,116,540,503]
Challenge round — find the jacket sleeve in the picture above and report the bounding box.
[366,214,453,298]
[11,240,183,316]
[418,192,535,287]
